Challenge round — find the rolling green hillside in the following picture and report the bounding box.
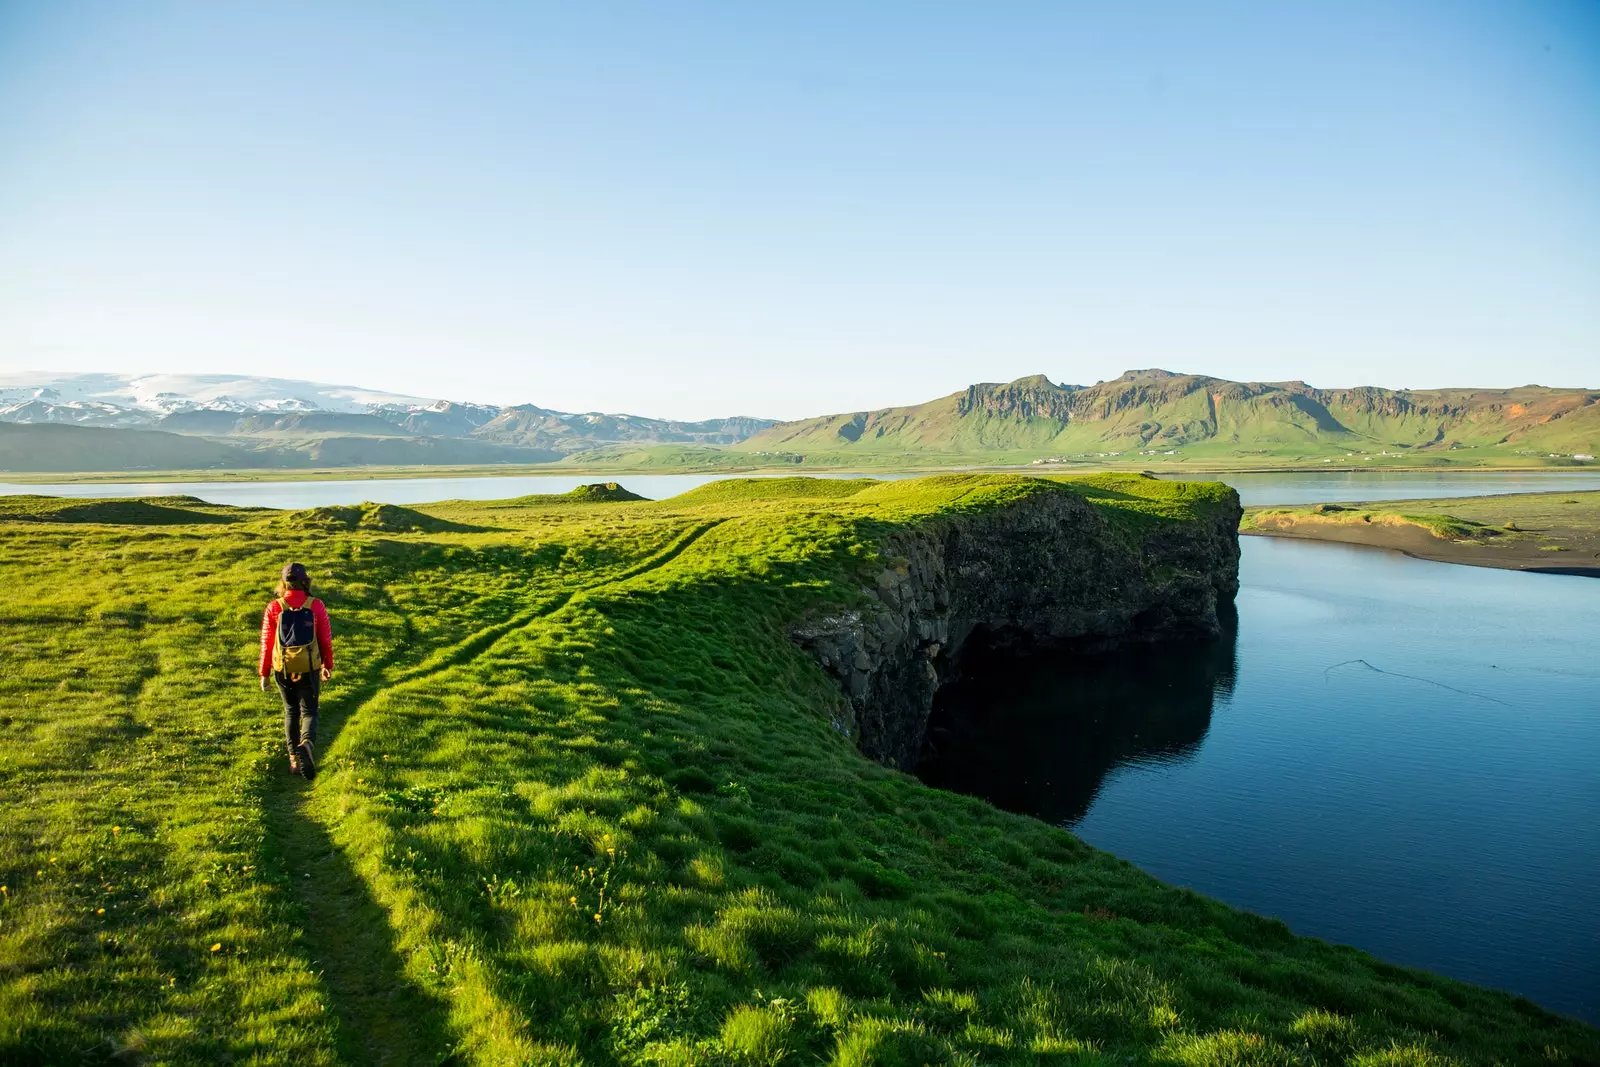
[0,422,563,473]
[0,422,258,472]
[739,370,1600,467]
[2,475,1594,1064]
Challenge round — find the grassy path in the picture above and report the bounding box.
[256,518,726,1065]
[262,775,458,1065]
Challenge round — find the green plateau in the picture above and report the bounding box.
[2,474,1595,1065]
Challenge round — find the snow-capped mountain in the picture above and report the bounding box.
[0,372,775,453]
[0,372,446,419]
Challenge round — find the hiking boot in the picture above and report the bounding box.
[297,740,316,780]
[287,748,302,775]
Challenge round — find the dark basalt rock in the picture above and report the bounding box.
[792,489,1242,768]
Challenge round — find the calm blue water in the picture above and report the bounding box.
[923,537,1600,1023]
[0,471,912,508]
[2,469,1597,508]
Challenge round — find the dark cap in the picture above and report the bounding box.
[281,562,309,582]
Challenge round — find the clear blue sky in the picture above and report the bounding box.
[1,2,1595,419]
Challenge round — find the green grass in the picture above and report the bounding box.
[670,477,881,504]
[2,474,1593,1065]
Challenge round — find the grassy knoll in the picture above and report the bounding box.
[1243,491,1600,576]
[2,475,1594,1065]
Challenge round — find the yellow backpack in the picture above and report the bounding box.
[272,598,322,678]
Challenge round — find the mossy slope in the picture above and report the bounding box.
[1,475,1593,1065]
[0,494,248,525]
[285,501,490,533]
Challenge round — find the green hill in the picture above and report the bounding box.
[0,422,259,473]
[0,421,564,474]
[739,369,1600,467]
[3,475,1594,1064]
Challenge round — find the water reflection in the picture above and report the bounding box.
[916,618,1238,824]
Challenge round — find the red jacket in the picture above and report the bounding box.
[260,591,334,677]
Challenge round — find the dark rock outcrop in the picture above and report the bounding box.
[793,488,1241,768]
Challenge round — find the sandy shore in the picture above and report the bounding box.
[1243,491,1600,577]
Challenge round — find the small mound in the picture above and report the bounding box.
[0,495,238,525]
[283,502,483,533]
[670,477,878,504]
[137,494,212,507]
[565,482,645,502]
[493,482,650,507]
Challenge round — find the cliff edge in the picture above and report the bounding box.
[793,475,1242,767]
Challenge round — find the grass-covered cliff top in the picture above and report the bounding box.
[3,474,1593,1065]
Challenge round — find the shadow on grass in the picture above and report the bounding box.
[261,777,459,1066]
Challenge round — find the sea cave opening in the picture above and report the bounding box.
[915,610,1239,825]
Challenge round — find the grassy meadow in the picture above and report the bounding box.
[2,474,1595,1065]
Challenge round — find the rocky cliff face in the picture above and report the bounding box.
[793,489,1242,768]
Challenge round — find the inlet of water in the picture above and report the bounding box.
[917,537,1600,1024]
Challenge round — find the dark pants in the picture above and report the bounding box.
[275,672,320,751]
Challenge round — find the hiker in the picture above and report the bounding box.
[259,562,334,778]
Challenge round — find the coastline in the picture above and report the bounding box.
[1243,490,1600,578]
[2,459,1596,486]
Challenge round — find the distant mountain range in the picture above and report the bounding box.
[0,369,1594,473]
[0,373,774,471]
[737,370,1600,463]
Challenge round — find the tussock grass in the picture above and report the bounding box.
[283,501,491,534]
[2,474,1593,1064]
[495,482,651,507]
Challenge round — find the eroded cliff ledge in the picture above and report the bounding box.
[793,479,1242,768]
